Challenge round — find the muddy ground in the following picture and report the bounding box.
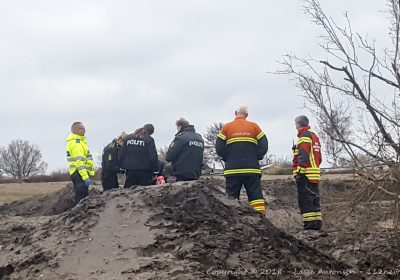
[0,176,399,279]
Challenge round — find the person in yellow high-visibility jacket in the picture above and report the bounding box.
[66,122,95,203]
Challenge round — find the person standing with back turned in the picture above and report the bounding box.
[166,117,204,182]
[101,132,127,191]
[216,105,268,217]
[66,122,95,203]
[292,115,322,230]
[119,124,158,187]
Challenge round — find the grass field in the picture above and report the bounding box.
[0,181,68,206]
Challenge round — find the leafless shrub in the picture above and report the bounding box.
[26,170,70,183]
[203,122,225,169]
[0,139,47,179]
[157,145,169,161]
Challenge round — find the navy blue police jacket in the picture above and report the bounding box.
[166,125,204,179]
[119,133,158,172]
[102,139,121,173]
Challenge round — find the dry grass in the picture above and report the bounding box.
[263,166,292,175]
[0,181,68,206]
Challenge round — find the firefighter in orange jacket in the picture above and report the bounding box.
[293,115,322,230]
[216,105,268,216]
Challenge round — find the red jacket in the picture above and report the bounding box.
[293,126,322,182]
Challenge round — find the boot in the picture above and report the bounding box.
[303,220,322,230]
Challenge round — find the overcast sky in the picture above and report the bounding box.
[0,0,387,172]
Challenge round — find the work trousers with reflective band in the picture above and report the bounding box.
[293,167,320,182]
[71,171,89,204]
[226,175,265,214]
[295,174,322,223]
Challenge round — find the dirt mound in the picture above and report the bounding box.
[263,178,400,276]
[139,178,356,279]
[0,194,106,280]
[0,183,76,217]
[0,177,399,279]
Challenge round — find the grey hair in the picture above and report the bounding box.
[71,121,82,132]
[235,105,248,115]
[176,117,190,128]
[295,115,309,127]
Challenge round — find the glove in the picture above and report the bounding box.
[84,179,91,187]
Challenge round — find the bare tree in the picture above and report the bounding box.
[204,122,225,168]
[277,0,400,225]
[0,139,47,179]
[157,145,169,161]
[260,154,292,166]
[259,154,276,166]
[318,109,352,167]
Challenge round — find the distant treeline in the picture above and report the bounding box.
[0,170,70,184]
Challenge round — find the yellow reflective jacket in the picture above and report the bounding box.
[66,133,95,180]
[292,126,322,182]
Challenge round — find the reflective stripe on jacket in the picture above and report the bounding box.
[66,133,95,180]
[215,116,268,176]
[293,126,322,182]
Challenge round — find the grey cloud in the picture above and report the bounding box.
[0,0,388,170]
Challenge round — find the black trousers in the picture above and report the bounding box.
[71,171,89,203]
[295,174,322,230]
[124,170,153,188]
[175,176,196,182]
[101,170,119,191]
[226,175,263,201]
